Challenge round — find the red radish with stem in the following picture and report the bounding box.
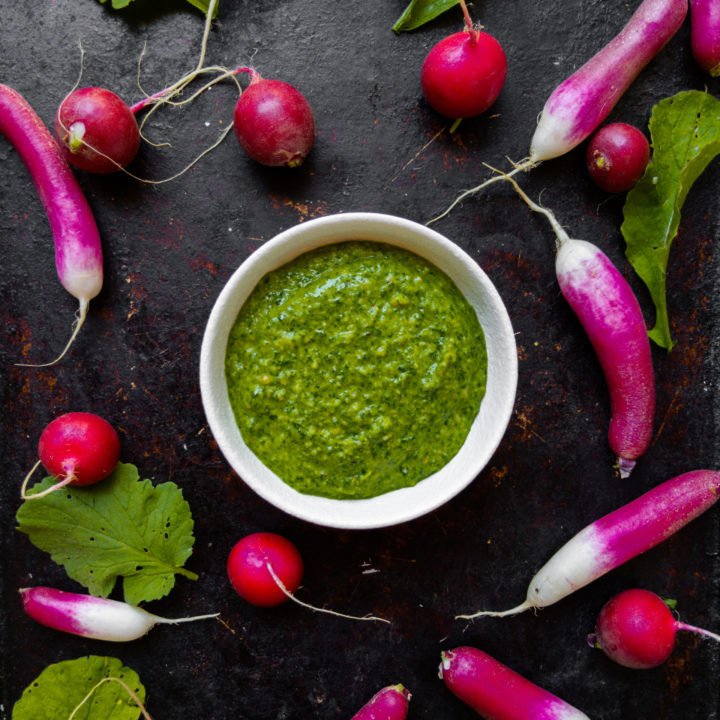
[54,86,140,174]
[421,0,507,128]
[440,646,591,720]
[588,588,720,668]
[586,123,651,193]
[430,0,687,222]
[21,412,120,500]
[690,0,720,75]
[0,84,103,366]
[20,586,219,642]
[233,71,315,167]
[457,469,720,619]
[350,684,411,720]
[503,174,654,476]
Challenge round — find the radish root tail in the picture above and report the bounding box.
[20,459,76,500]
[455,601,532,620]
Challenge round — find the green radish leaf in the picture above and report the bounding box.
[621,90,720,350]
[393,0,460,32]
[12,655,145,720]
[16,461,197,605]
[96,0,218,16]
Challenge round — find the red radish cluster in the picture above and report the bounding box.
[21,412,120,499]
[440,646,591,719]
[589,588,720,669]
[586,123,651,193]
[421,0,506,124]
[350,684,411,720]
[233,73,315,167]
[54,86,140,174]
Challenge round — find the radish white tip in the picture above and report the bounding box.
[455,601,531,619]
[617,457,636,478]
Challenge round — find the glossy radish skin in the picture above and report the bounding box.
[227,532,304,607]
[421,29,507,119]
[690,0,720,75]
[530,0,687,162]
[440,646,591,720]
[233,78,315,167]
[556,239,655,476]
[0,84,103,356]
[54,87,140,174]
[39,412,120,486]
[586,123,651,193]
[459,470,720,618]
[350,684,411,720]
[20,586,218,642]
[589,588,720,668]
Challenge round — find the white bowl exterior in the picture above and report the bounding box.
[200,213,517,529]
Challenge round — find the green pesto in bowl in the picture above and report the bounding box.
[225,241,487,499]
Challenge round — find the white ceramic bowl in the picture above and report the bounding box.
[200,212,517,529]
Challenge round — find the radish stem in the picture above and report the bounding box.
[68,677,153,720]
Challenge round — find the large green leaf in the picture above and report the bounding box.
[13,656,145,720]
[621,90,720,350]
[393,0,461,32]
[16,462,197,605]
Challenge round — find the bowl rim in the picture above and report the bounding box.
[199,211,518,529]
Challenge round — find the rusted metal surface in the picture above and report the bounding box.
[0,1,718,718]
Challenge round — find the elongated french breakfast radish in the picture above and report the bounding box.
[20,586,219,642]
[0,84,103,366]
[440,646,591,720]
[505,175,654,476]
[457,470,720,619]
[690,0,720,75]
[350,684,411,720]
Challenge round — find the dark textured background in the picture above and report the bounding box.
[0,1,718,718]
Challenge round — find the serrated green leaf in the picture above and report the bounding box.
[16,462,197,605]
[621,90,720,350]
[393,0,460,32]
[12,656,145,720]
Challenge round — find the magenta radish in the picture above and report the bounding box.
[20,586,218,642]
[54,86,140,174]
[690,0,720,75]
[0,84,103,365]
[457,469,720,619]
[421,0,506,125]
[350,684,411,720]
[21,412,121,500]
[440,646,591,720]
[233,73,315,167]
[503,174,654,476]
[588,588,720,668]
[586,123,651,193]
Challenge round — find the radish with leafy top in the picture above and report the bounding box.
[588,588,720,668]
[350,684,411,720]
[690,0,720,75]
[440,646,591,719]
[0,84,103,365]
[20,586,218,642]
[457,469,720,619]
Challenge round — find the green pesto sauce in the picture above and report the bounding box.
[225,241,487,500]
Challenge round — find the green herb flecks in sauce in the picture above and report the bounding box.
[225,241,487,499]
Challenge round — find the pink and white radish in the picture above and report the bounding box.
[21,412,121,500]
[350,684,411,720]
[440,646,591,720]
[20,586,218,642]
[586,123,651,193]
[690,0,720,75]
[457,469,720,618]
[588,588,720,668]
[421,0,506,128]
[0,84,103,366]
[505,175,654,476]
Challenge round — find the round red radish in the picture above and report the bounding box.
[421,29,507,120]
[233,79,315,167]
[586,123,650,193]
[38,412,121,486]
[590,588,677,668]
[227,532,303,607]
[54,86,140,174]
